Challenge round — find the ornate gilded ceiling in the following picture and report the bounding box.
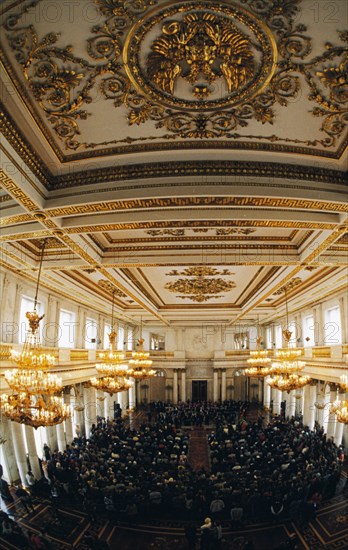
[0,0,347,164]
[0,0,347,327]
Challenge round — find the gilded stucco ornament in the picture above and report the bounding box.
[165,267,236,303]
[1,0,347,149]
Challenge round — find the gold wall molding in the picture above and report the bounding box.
[312,347,331,358]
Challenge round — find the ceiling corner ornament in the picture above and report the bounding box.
[2,0,347,150]
[164,266,236,302]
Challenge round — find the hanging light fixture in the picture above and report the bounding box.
[245,319,272,378]
[268,288,310,393]
[331,376,348,424]
[129,317,156,380]
[90,289,134,395]
[0,239,71,428]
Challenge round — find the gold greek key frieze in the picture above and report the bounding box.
[0,170,39,211]
[46,196,348,217]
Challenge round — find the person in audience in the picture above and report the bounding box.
[30,400,341,530]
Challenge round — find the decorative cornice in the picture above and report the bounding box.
[53,160,346,190]
[0,104,346,191]
[0,102,51,186]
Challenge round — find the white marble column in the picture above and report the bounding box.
[0,418,20,483]
[221,370,227,402]
[181,370,186,402]
[326,385,338,439]
[104,394,110,419]
[316,383,325,427]
[313,304,323,346]
[135,380,141,405]
[73,405,84,438]
[24,425,41,480]
[64,391,74,445]
[95,392,105,419]
[283,392,290,418]
[303,384,316,430]
[213,370,219,402]
[295,392,303,416]
[44,295,60,347]
[129,381,136,410]
[343,424,348,454]
[45,425,57,452]
[272,388,282,415]
[56,422,66,452]
[339,296,347,344]
[264,378,271,409]
[118,390,128,416]
[289,391,296,418]
[83,386,92,437]
[76,307,86,348]
[334,418,344,446]
[173,370,178,404]
[10,422,28,485]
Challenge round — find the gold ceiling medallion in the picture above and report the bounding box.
[165,266,235,302]
[124,1,276,113]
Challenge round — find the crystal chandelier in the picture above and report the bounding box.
[129,339,156,380]
[245,336,272,378]
[340,375,348,392]
[314,382,326,410]
[268,288,310,393]
[129,320,156,381]
[331,376,348,424]
[268,373,311,393]
[90,376,133,395]
[0,240,71,427]
[90,290,134,395]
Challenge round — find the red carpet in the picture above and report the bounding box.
[188,427,211,472]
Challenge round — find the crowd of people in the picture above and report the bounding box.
[0,400,345,549]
